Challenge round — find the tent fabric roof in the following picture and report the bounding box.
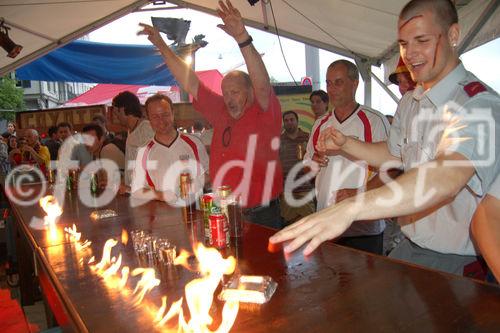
[168,0,500,63]
[1,0,498,77]
[0,0,149,76]
[16,40,177,85]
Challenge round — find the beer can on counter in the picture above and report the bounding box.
[209,212,230,249]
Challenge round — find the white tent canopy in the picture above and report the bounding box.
[1,0,499,79]
[0,0,149,76]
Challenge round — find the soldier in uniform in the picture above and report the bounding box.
[270,0,500,275]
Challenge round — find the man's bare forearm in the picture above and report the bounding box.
[155,37,200,98]
[348,154,474,221]
[366,168,402,191]
[238,36,272,109]
[471,195,500,281]
[343,139,400,169]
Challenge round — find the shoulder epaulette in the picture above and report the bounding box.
[464,81,486,97]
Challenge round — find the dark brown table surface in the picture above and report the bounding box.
[7,183,500,333]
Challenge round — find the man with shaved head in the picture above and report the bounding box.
[270,0,500,276]
[139,0,283,228]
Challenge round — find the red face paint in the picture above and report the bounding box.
[433,34,441,68]
[399,15,423,31]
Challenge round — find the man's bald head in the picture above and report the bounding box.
[25,129,39,146]
[223,70,252,89]
[400,0,458,32]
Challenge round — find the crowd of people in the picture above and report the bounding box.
[1,0,498,283]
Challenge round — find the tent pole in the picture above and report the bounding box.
[371,72,400,104]
[458,0,500,55]
[305,45,320,91]
[355,57,372,107]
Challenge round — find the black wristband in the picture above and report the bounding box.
[238,35,253,48]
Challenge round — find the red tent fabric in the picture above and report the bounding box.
[64,69,223,106]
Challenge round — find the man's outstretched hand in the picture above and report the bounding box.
[269,200,358,256]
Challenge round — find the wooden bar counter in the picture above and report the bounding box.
[6,183,500,332]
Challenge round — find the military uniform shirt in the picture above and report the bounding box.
[387,63,500,255]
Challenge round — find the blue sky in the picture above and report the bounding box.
[89,6,499,115]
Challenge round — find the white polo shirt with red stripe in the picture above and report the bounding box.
[304,104,390,237]
[131,132,209,196]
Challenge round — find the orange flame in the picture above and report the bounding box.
[63,224,92,252]
[82,233,241,332]
[94,239,118,273]
[64,224,81,242]
[102,254,122,279]
[169,243,239,333]
[154,296,168,323]
[157,297,183,327]
[174,249,191,267]
[39,195,63,227]
[119,266,130,290]
[39,195,63,243]
[131,268,161,305]
[121,229,128,245]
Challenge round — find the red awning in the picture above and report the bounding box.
[64,69,223,106]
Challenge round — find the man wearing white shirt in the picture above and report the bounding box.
[303,60,390,254]
[113,91,154,187]
[130,94,209,203]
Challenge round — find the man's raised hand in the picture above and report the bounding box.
[216,0,248,42]
[137,23,166,49]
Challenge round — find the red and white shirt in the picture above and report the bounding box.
[304,104,390,236]
[131,132,209,196]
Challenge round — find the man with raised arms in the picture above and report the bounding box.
[138,0,283,228]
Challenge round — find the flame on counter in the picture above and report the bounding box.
[121,229,129,245]
[154,243,239,332]
[63,224,93,251]
[119,266,130,291]
[64,224,81,242]
[173,249,191,267]
[39,195,63,227]
[39,195,63,243]
[181,243,238,332]
[157,297,184,327]
[131,268,161,305]
[82,231,240,332]
[93,239,118,273]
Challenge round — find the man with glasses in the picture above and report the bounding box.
[138,0,283,228]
